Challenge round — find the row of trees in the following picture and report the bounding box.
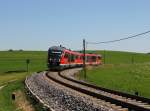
[8,49,24,52]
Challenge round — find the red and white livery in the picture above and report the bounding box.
[48,46,102,70]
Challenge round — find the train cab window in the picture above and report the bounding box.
[49,50,62,60]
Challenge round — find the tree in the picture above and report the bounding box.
[8,49,13,52]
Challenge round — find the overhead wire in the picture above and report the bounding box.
[86,30,150,44]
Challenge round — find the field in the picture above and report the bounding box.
[0,50,150,111]
[80,50,150,98]
[0,51,47,73]
[0,51,47,111]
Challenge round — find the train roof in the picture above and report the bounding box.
[48,46,102,57]
[48,46,65,51]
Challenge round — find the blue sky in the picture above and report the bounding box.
[0,0,150,52]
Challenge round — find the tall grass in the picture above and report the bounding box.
[81,50,150,98]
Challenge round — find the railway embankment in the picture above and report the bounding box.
[25,71,115,111]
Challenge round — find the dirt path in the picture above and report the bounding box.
[0,79,17,90]
[14,90,35,111]
[0,79,35,111]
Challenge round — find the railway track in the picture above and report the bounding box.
[46,68,150,111]
[26,71,116,111]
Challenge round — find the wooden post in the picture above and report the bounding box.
[12,93,16,100]
[26,59,30,72]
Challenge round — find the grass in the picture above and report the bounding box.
[88,50,150,64]
[0,51,47,73]
[80,50,150,98]
[0,50,150,111]
[0,51,47,111]
[0,81,24,111]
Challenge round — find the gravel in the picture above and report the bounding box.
[25,71,116,111]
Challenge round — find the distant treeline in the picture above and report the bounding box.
[8,49,23,52]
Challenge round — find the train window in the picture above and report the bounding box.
[80,56,83,60]
[98,56,101,60]
[64,53,69,58]
[71,54,75,62]
[92,56,96,62]
[86,56,88,62]
[76,55,78,59]
[87,56,91,62]
[69,54,71,62]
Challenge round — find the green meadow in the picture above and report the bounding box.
[0,51,47,73]
[0,51,47,111]
[0,50,150,111]
[81,50,150,98]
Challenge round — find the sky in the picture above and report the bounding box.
[0,0,150,52]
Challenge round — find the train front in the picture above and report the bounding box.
[47,46,63,70]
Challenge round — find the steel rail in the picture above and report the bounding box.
[59,72,150,104]
[46,71,150,111]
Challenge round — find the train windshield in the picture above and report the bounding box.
[49,50,62,60]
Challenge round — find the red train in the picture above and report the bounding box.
[48,46,102,70]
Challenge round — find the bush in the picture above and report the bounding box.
[19,49,23,51]
[8,49,13,52]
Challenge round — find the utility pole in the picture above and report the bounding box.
[83,39,86,79]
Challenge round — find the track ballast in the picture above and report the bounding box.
[26,71,116,111]
[25,68,150,111]
[46,68,150,111]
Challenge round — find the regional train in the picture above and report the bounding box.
[47,46,102,70]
